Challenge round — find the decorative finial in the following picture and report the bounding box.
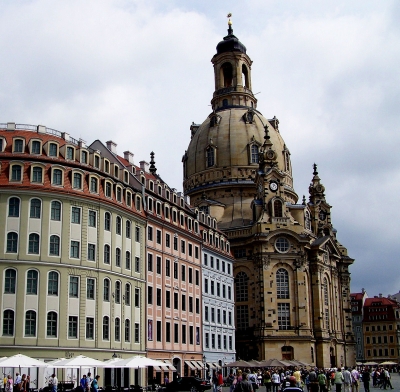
[149,151,157,174]
[227,13,233,35]
[313,163,318,176]
[302,195,306,205]
[264,124,270,141]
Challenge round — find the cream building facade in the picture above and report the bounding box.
[183,22,355,368]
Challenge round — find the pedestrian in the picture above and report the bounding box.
[318,370,327,392]
[91,376,100,392]
[361,367,370,392]
[5,376,12,392]
[342,368,351,392]
[334,369,344,392]
[350,367,359,392]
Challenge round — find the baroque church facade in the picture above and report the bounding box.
[183,21,355,367]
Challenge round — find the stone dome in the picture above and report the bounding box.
[216,29,247,55]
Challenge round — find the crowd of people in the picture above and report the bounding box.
[220,366,396,392]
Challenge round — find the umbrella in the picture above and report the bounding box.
[247,360,263,368]
[0,354,48,368]
[102,358,124,368]
[224,360,252,368]
[114,356,166,368]
[51,355,105,368]
[380,361,397,366]
[258,359,292,367]
[364,362,378,366]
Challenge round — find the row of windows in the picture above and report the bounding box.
[204,332,234,350]
[366,335,395,344]
[203,254,231,274]
[148,256,200,284]
[4,269,140,306]
[204,278,232,300]
[147,321,200,345]
[147,287,200,313]
[6,164,142,210]
[204,306,233,325]
[366,348,397,358]
[2,309,139,342]
[7,198,142,239]
[201,230,229,252]
[365,324,393,332]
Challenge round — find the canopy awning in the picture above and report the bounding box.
[213,362,221,369]
[191,361,203,370]
[153,365,162,372]
[207,362,217,369]
[164,360,177,371]
[185,360,196,370]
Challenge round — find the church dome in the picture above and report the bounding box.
[216,31,247,55]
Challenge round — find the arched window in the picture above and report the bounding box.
[8,197,20,217]
[103,316,110,340]
[126,251,131,270]
[115,318,121,341]
[3,309,14,336]
[125,283,131,306]
[52,169,63,185]
[104,245,111,264]
[116,248,121,267]
[103,279,110,301]
[305,211,311,231]
[49,235,60,256]
[32,166,43,183]
[116,216,122,234]
[11,164,22,181]
[250,145,259,164]
[48,271,59,295]
[222,62,233,87]
[273,199,283,217]
[125,319,130,342]
[104,212,111,231]
[206,147,215,167]
[28,233,40,254]
[30,198,41,218]
[27,270,38,294]
[25,310,37,336]
[51,201,61,221]
[276,268,289,299]
[47,311,58,337]
[73,172,82,189]
[242,64,249,88]
[4,269,16,294]
[323,277,330,330]
[281,345,294,360]
[115,281,121,303]
[235,272,249,302]
[6,233,18,253]
[323,278,329,305]
[126,220,131,238]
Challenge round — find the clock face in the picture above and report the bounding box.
[269,181,278,191]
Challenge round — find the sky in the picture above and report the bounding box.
[1,0,399,297]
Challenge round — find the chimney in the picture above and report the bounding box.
[7,122,16,131]
[106,140,117,154]
[37,125,46,134]
[140,161,149,173]
[124,151,134,165]
[379,293,382,298]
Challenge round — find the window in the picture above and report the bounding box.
[4,269,16,294]
[236,305,249,330]
[166,259,170,277]
[30,198,41,218]
[88,210,96,227]
[166,291,171,308]
[104,245,111,264]
[28,233,40,254]
[148,253,153,272]
[135,288,140,307]
[135,257,140,273]
[68,316,78,338]
[105,182,112,198]
[87,278,95,299]
[157,288,162,306]
[8,197,20,217]
[90,177,98,193]
[6,232,18,253]
[126,251,131,270]
[126,221,131,238]
[70,241,80,258]
[115,281,121,303]
[73,172,82,189]
[174,323,179,343]
[71,207,81,224]
[81,150,88,164]
[69,276,79,298]
[156,256,161,274]
[49,143,58,157]
[278,303,290,330]
[3,310,14,336]
[206,146,215,167]
[166,233,170,247]
[103,316,110,340]
[32,166,43,183]
[51,201,61,221]
[104,279,110,301]
[148,286,153,304]
[276,269,289,299]
[105,212,111,231]
[66,146,74,160]
[11,164,22,182]
[135,226,140,242]
[116,216,122,235]
[116,248,121,267]
[87,244,96,261]
[174,292,178,309]
[48,271,59,295]
[86,317,94,340]
[156,229,161,244]
[125,284,131,306]
[47,312,57,337]
[148,226,153,241]
[174,261,178,279]
[235,272,249,302]
[52,169,63,185]
[125,320,131,342]
[25,310,36,336]
[181,265,186,282]
[26,270,38,294]
[115,318,120,341]
[181,240,185,253]
[182,294,186,311]
[195,270,199,286]
[14,139,24,153]
[251,144,259,163]
[275,237,290,253]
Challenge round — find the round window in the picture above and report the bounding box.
[275,237,290,253]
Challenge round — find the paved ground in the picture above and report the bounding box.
[219,374,400,392]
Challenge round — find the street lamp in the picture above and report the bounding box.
[203,355,206,380]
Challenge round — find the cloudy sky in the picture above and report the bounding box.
[1,0,399,297]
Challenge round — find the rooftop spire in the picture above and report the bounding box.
[227,13,233,35]
[149,151,157,174]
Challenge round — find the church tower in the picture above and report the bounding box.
[183,19,355,367]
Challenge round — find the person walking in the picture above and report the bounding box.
[334,369,344,392]
[342,368,351,392]
[5,376,12,392]
[350,367,359,392]
[91,376,100,392]
[361,368,370,392]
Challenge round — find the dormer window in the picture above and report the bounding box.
[149,181,154,191]
[126,191,132,207]
[94,155,100,169]
[104,159,110,173]
[116,186,122,202]
[13,139,24,153]
[66,146,75,160]
[105,181,112,198]
[31,140,41,154]
[114,165,119,178]
[72,172,83,190]
[90,176,99,193]
[10,163,23,182]
[49,143,58,157]
[273,199,283,217]
[124,170,129,183]
[31,165,44,184]
[81,150,88,164]
[141,176,145,185]
[0,137,4,152]
[251,144,259,163]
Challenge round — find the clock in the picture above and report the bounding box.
[269,181,278,192]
